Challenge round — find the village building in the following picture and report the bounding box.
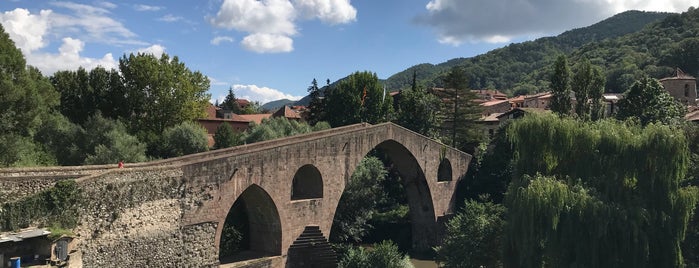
[660,68,697,106]
[197,101,305,147]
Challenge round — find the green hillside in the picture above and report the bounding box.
[383,10,677,96]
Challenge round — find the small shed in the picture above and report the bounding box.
[0,228,52,267]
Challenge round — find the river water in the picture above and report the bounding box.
[410,258,438,268]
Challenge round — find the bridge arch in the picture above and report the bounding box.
[291,164,323,200]
[331,138,438,251]
[219,184,282,264]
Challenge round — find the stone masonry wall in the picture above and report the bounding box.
[73,167,219,267]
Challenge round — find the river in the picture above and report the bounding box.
[410,258,438,268]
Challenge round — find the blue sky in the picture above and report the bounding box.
[1,0,695,104]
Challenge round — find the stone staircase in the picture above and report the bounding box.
[286,225,338,268]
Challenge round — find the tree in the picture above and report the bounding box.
[0,24,59,167]
[435,200,505,268]
[394,75,442,138]
[441,66,483,153]
[323,71,393,127]
[81,113,147,164]
[549,55,572,116]
[159,121,209,158]
[220,87,242,114]
[504,114,699,268]
[34,113,85,166]
[571,60,605,121]
[338,241,413,268]
[617,76,686,125]
[213,123,240,149]
[305,78,325,125]
[330,156,388,243]
[119,53,211,149]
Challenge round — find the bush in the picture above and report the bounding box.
[159,121,209,157]
[339,241,414,268]
[213,123,240,149]
[435,200,505,268]
[1,180,82,231]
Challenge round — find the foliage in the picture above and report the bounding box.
[394,85,443,138]
[681,122,699,267]
[213,123,241,149]
[504,114,699,268]
[311,121,331,131]
[440,66,484,153]
[571,60,606,121]
[459,123,514,205]
[158,121,209,158]
[435,199,505,268]
[51,67,128,124]
[81,113,147,164]
[34,113,85,166]
[1,180,82,231]
[305,78,325,125]
[0,24,59,167]
[119,53,210,149]
[617,76,686,125]
[338,241,414,268]
[323,71,393,127]
[243,117,313,144]
[383,10,674,94]
[549,55,572,116]
[330,156,388,243]
[220,88,242,114]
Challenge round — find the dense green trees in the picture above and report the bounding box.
[331,156,388,243]
[220,88,242,114]
[617,76,686,125]
[550,55,573,116]
[436,200,505,268]
[504,114,698,267]
[323,71,393,127]
[394,72,443,138]
[119,53,210,149]
[81,114,147,164]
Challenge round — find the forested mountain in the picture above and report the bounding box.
[382,10,680,96]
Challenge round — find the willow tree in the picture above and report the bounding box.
[504,114,698,268]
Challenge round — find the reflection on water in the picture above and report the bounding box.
[410,258,438,268]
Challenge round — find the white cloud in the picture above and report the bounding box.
[232,84,303,104]
[418,0,696,45]
[241,33,293,53]
[158,14,183,22]
[293,0,356,24]
[210,0,357,53]
[25,37,118,75]
[211,36,235,45]
[136,44,166,56]
[211,0,297,35]
[49,1,143,46]
[98,1,117,9]
[134,4,163,11]
[0,8,52,54]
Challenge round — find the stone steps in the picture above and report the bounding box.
[287,225,337,268]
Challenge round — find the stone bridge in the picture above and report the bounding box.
[0,122,471,267]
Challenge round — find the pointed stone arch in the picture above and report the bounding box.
[219,184,282,264]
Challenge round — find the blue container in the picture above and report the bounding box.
[10,257,20,268]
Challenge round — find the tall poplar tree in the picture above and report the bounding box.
[572,60,605,121]
[549,55,572,116]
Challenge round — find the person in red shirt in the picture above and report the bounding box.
[118,161,124,168]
